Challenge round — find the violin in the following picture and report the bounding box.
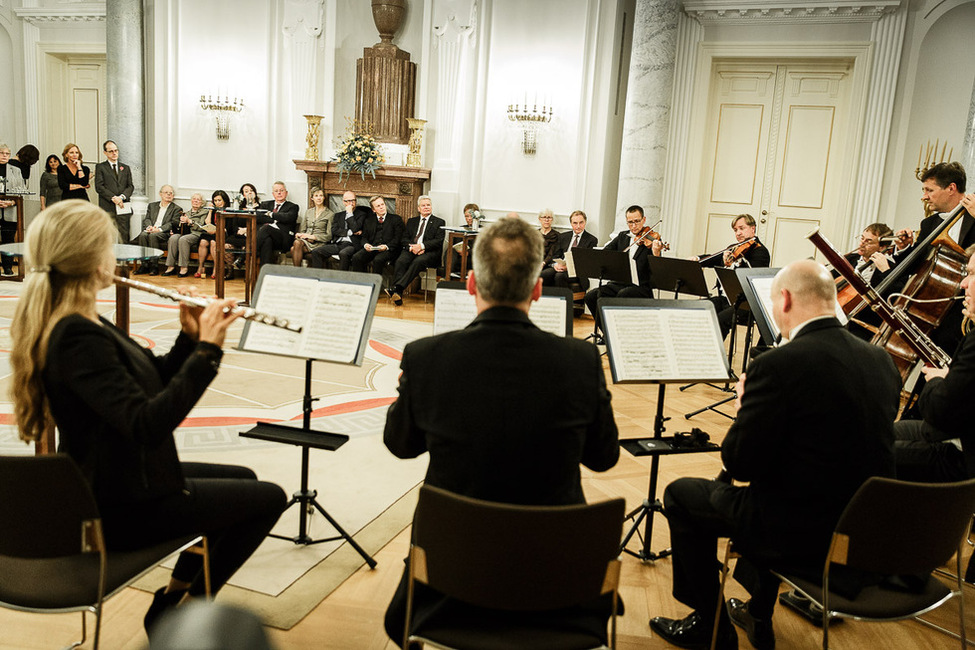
[726,239,759,267]
[626,226,671,252]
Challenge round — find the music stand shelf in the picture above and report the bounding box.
[620,437,720,456]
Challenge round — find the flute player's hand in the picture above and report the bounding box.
[196,297,239,348]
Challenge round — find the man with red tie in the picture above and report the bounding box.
[386,196,445,306]
[255,181,299,265]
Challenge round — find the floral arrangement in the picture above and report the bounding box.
[334,119,385,181]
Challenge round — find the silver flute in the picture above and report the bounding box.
[113,275,303,333]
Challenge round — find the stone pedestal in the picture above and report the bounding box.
[356,0,417,144]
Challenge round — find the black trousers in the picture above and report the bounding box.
[583,282,652,332]
[664,477,780,621]
[100,462,286,597]
[392,249,440,292]
[311,242,356,270]
[256,224,293,265]
[351,248,396,274]
[893,419,967,482]
[0,219,16,272]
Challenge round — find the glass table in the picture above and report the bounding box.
[0,243,164,334]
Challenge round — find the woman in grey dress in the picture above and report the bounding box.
[39,155,62,209]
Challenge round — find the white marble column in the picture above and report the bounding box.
[614,0,681,232]
[963,81,975,178]
[106,0,146,202]
[432,0,477,171]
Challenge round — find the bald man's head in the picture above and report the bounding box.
[771,259,837,336]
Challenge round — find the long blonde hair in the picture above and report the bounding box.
[10,200,116,442]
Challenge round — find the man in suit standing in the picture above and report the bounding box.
[94,140,135,242]
[540,209,598,289]
[386,195,445,305]
[133,185,182,274]
[382,216,620,646]
[583,205,663,340]
[351,196,404,285]
[649,259,900,650]
[255,181,299,265]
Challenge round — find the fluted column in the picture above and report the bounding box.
[963,82,975,178]
[614,0,681,233]
[432,0,477,171]
[848,6,907,236]
[105,0,146,202]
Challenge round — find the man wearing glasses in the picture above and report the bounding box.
[583,205,663,341]
[94,140,135,242]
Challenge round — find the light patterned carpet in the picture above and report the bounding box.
[0,284,430,629]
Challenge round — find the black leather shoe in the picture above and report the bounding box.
[727,598,775,649]
[135,265,151,275]
[650,611,738,650]
[143,586,185,634]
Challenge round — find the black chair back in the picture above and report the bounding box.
[834,476,975,575]
[412,484,624,611]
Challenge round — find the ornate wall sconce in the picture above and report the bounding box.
[506,99,553,155]
[199,94,244,140]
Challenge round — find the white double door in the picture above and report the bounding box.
[698,60,854,266]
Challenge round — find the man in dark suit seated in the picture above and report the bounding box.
[382,216,620,646]
[255,181,299,265]
[351,196,404,285]
[540,209,598,289]
[649,259,900,650]
[583,204,663,340]
[386,195,445,306]
[835,222,895,341]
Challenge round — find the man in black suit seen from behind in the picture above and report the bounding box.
[583,204,663,340]
[255,181,299,265]
[351,195,404,284]
[540,209,598,289]
[382,216,621,646]
[94,140,135,242]
[649,259,900,650]
[386,195,444,305]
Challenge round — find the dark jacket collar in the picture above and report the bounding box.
[468,305,535,329]
[791,316,842,341]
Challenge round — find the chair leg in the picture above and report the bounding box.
[92,601,103,650]
[959,548,968,649]
[66,610,88,650]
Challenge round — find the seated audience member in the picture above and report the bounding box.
[537,208,560,268]
[540,209,597,289]
[382,216,620,646]
[450,202,480,276]
[133,185,183,275]
[39,154,63,209]
[309,191,365,270]
[894,242,975,483]
[196,190,231,279]
[583,205,662,340]
[290,188,334,267]
[352,196,404,284]
[163,192,208,277]
[255,181,299,265]
[225,182,260,272]
[649,259,899,650]
[385,196,445,305]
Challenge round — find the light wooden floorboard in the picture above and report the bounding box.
[2,282,971,649]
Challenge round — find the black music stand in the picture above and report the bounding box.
[571,247,638,342]
[738,267,783,347]
[647,256,711,299]
[235,266,381,567]
[600,299,731,561]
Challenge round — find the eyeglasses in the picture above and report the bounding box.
[343,199,355,203]
[625,219,643,225]
[539,216,553,220]
[105,148,118,154]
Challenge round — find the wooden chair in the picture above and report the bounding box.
[0,454,210,650]
[404,484,625,649]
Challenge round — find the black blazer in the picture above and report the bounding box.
[698,238,771,269]
[93,160,135,214]
[895,211,975,277]
[603,230,653,288]
[400,214,446,256]
[332,205,374,247]
[555,229,598,258]
[918,329,975,477]
[842,251,893,289]
[364,212,405,252]
[720,318,899,565]
[257,199,300,235]
[44,315,222,508]
[384,306,619,506]
[57,163,91,201]
[141,202,183,234]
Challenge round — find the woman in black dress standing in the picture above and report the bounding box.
[56,143,91,201]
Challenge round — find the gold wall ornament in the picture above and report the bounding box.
[304,114,324,160]
[406,118,426,167]
[199,93,244,140]
[506,99,553,155]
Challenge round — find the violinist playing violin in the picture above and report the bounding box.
[583,205,664,342]
[694,214,770,339]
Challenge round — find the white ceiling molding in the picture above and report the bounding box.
[14,3,106,24]
[682,0,902,24]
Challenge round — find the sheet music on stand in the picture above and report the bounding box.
[433,281,573,336]
[600,299,731,383]
[238,266,381,365]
